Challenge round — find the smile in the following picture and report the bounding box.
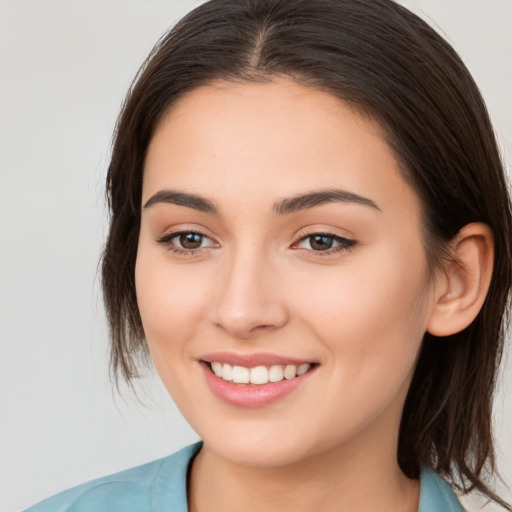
[200,354,318,408]
[210,362,312,385]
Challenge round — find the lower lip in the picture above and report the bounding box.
[200,363,315,408]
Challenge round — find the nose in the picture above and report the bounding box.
[209,246,289,340]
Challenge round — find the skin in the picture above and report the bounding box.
[135,77,466,512]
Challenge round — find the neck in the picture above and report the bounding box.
[188,430,420,512]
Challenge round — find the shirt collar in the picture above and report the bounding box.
[418,468,465,512]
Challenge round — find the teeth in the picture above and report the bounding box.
[250,366,269,385]
[297,363,311,376]
[232,365,249,384]
[211,361,223,377]
[222,363,233,381]
[283,364,297,380]
[209,362,312,385]
[268,365,284,382]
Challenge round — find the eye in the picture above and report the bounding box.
[295,233,356,253]
[157,230,216,253]
[175,232,208,250]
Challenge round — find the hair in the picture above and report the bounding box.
[101,0,512,507]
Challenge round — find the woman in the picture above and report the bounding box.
[25,0,511,510]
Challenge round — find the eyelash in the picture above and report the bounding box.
[293,232,357,255]
[156,230,216,256]
[156,230,357,257]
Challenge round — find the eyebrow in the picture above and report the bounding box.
[142,188,380,214]
[143,190,218,213]
[273,189,380,214]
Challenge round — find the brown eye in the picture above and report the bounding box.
[179,232,204,249]
[295,233,357,254]
[310,235,335,251]
[156,230,216,253]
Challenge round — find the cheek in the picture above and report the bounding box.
[134,246,212,358]
[134,248,217,411]
[290,246,431,379]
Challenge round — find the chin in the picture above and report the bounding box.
[193,419,327,469]
[209,437,308,468]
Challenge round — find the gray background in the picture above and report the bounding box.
[0,1,510,511]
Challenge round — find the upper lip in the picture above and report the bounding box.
[200,352,317,367]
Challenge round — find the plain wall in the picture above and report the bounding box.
[0,1,510,511]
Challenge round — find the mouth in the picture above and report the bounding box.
[199,354,318,408]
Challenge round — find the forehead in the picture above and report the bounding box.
[143,77,419,218]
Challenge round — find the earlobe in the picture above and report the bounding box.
[427,223,494,337]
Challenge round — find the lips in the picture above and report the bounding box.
[199,352,317,407]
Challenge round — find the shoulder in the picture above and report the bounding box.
[418,468,465,512]
[24,442,202,512]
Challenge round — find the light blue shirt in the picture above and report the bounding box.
[25,442,464,511]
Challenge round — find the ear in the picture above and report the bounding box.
[427,222,494,337]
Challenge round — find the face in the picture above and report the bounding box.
[136,77,437,468]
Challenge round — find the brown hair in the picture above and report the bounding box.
[101,0,512,507]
